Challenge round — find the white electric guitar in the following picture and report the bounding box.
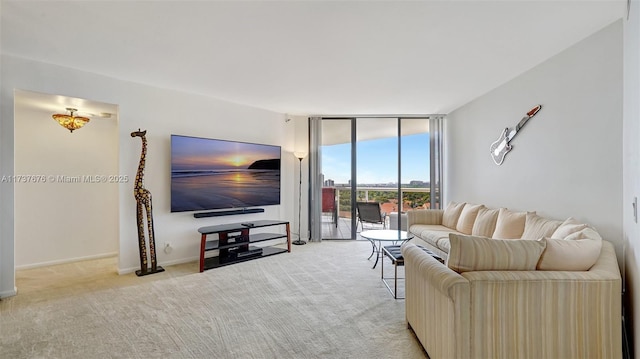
[489,105,542,165]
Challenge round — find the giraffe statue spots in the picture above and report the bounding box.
[131,129,164,276]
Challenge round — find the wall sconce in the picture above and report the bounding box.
[52,108,90,133]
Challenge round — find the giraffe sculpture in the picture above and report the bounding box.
[131,129,164,276]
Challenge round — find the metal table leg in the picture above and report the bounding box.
[372,240,381,269]
[367,238,376,260]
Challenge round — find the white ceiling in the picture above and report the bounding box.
[0,1,626,116]
[14,89,119,120]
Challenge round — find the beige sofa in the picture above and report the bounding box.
[401,203,622,359]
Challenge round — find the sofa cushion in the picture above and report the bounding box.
[437,237,451,253]
[456,203,484,235]
[471,207,500,238]
[447,233,547,273]
[420,230,451,249]
[551,217,589,239]
[442,201,466,230]
[410,224,453,234]
[521,212,563,240]
[492,208,528,239]
[537,228,603,271]
[410,224,458,249]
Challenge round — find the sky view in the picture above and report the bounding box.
[322,133,430,184]
[171,135,281,172]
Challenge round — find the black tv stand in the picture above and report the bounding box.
[197,220,290,272]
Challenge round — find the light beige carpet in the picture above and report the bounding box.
[0,240,427,358]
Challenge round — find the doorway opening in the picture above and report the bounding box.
[14,90,120,293]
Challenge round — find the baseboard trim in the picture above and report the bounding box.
[16,252,118,270]
[0,287,17,298]
[118,256,199,275]
[117,242,286,274]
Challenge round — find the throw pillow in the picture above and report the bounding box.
[492,208,528,239]
[565,227,602,241]
[537,228,603,271]
[521,212,563,240]
[442,201,466,230]
[471,207,500,238]
[455,203,484,235]
[447,233,547,273]
[551,217,588,239]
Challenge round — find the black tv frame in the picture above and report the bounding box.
[170,134,281,214]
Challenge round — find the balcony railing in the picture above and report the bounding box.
[329,186,431,219]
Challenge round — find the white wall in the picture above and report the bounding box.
[446,21,623,249]
[623,1,640,356]
[14,95,119,268]
[0,0,9,298]
[0,54,295,295]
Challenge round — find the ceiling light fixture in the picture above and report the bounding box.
[52,107,90,133]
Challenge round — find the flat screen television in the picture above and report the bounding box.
[170,134,281,213]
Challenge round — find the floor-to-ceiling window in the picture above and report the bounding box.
[356,118,398,233]
[319,119,354,239]
[309,116,443,241]
[400,118,432,212]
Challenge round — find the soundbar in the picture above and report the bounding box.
[193,208,265,218]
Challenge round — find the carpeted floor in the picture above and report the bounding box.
[0,240,427,358]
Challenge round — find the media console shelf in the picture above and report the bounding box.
[198,220,291,272]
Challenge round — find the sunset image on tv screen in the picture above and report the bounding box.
[170,135,281,212]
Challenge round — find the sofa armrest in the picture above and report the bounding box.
[407,208,444,226]
[402,242,470,359]
[402,242,467,297]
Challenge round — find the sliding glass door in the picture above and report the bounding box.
[319,119,355,239]
[400,118,432,212]
[356,118,398,232]
[309,116,442,241]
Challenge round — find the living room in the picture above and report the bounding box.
[1,1,639,358]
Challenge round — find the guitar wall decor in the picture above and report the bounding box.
[489,104,542,165]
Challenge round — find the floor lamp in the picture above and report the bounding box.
[292,151,307,245]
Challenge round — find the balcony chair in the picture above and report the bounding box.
[322,187,338,227]
[356,201,387,231]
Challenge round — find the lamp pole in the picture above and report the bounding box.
[292,154,306,245]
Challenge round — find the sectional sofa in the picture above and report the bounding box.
[401,202,622,359]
